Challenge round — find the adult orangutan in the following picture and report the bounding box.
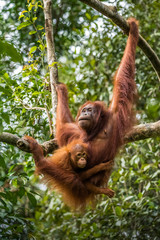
[55,18,139,204]
[25,18,139,210]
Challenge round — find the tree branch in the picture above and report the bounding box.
[125,120,160,143]
[0,133,19,147]
[43,0,58,135]
[0,132,58,155]
[79,0,160,80]
[0,121,159,154]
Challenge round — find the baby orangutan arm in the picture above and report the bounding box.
[79,160,114,181]
[85,183,114,198]
[79,160,114,198]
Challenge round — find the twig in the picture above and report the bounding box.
[79,0,160,80]
[21,102,53,136]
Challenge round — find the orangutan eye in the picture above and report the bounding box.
[88,108,92,112]
[83,152,86,157]
[77,153,81,158]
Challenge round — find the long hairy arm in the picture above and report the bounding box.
[56,83,78,146]
[56,83,74,126]
[109,18,139,138]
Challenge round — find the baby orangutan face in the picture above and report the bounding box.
[70,144,87,169]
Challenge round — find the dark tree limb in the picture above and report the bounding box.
[0,121,159,154]
[79,0,160,80]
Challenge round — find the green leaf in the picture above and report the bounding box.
[37,25,44,30]
[85,13,91,20]
[35,211,41,220]
[29,30,37,35]
[11,178,18,187]
[115,206,122,217]
[0,118,3,133]
[2,112,10,124]
[0,198,7,207]
[93,15,99,21]
[32,17,37,22]
[17,21,31,30]
[0,40,22,63]
[30,46,37,54]
[28,3,34,12]
[91,27,96,32]
[8,164,17,173]
[32,91,41,96]
[138,193,143,199]
[27,192,37,206]
[18,14,25,20]
[143,164,151,171]
[145,182,151,191]
[18,187,25,198]
[0,156,6,168]
[90,59,95,67]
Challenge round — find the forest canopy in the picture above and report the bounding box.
[0,0,160,239]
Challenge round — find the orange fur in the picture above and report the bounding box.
[24,18,139,211]
[24,136,114,210]
[55,18,139,208]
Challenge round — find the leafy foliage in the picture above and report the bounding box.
[0,0,160,239]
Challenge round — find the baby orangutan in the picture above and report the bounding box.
[69,142,114,197]
[24,136,114,209]
[69,143,88,169]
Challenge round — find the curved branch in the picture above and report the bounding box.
[0,133,19,147]
[0,133,58,155]
[79,0,160,80]
[125,120,160,143]
[0,121,159,154]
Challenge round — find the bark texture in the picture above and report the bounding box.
[0,120,159,154]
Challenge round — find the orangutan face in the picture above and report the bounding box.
[70,144,87,169]
[78,104,97,132]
